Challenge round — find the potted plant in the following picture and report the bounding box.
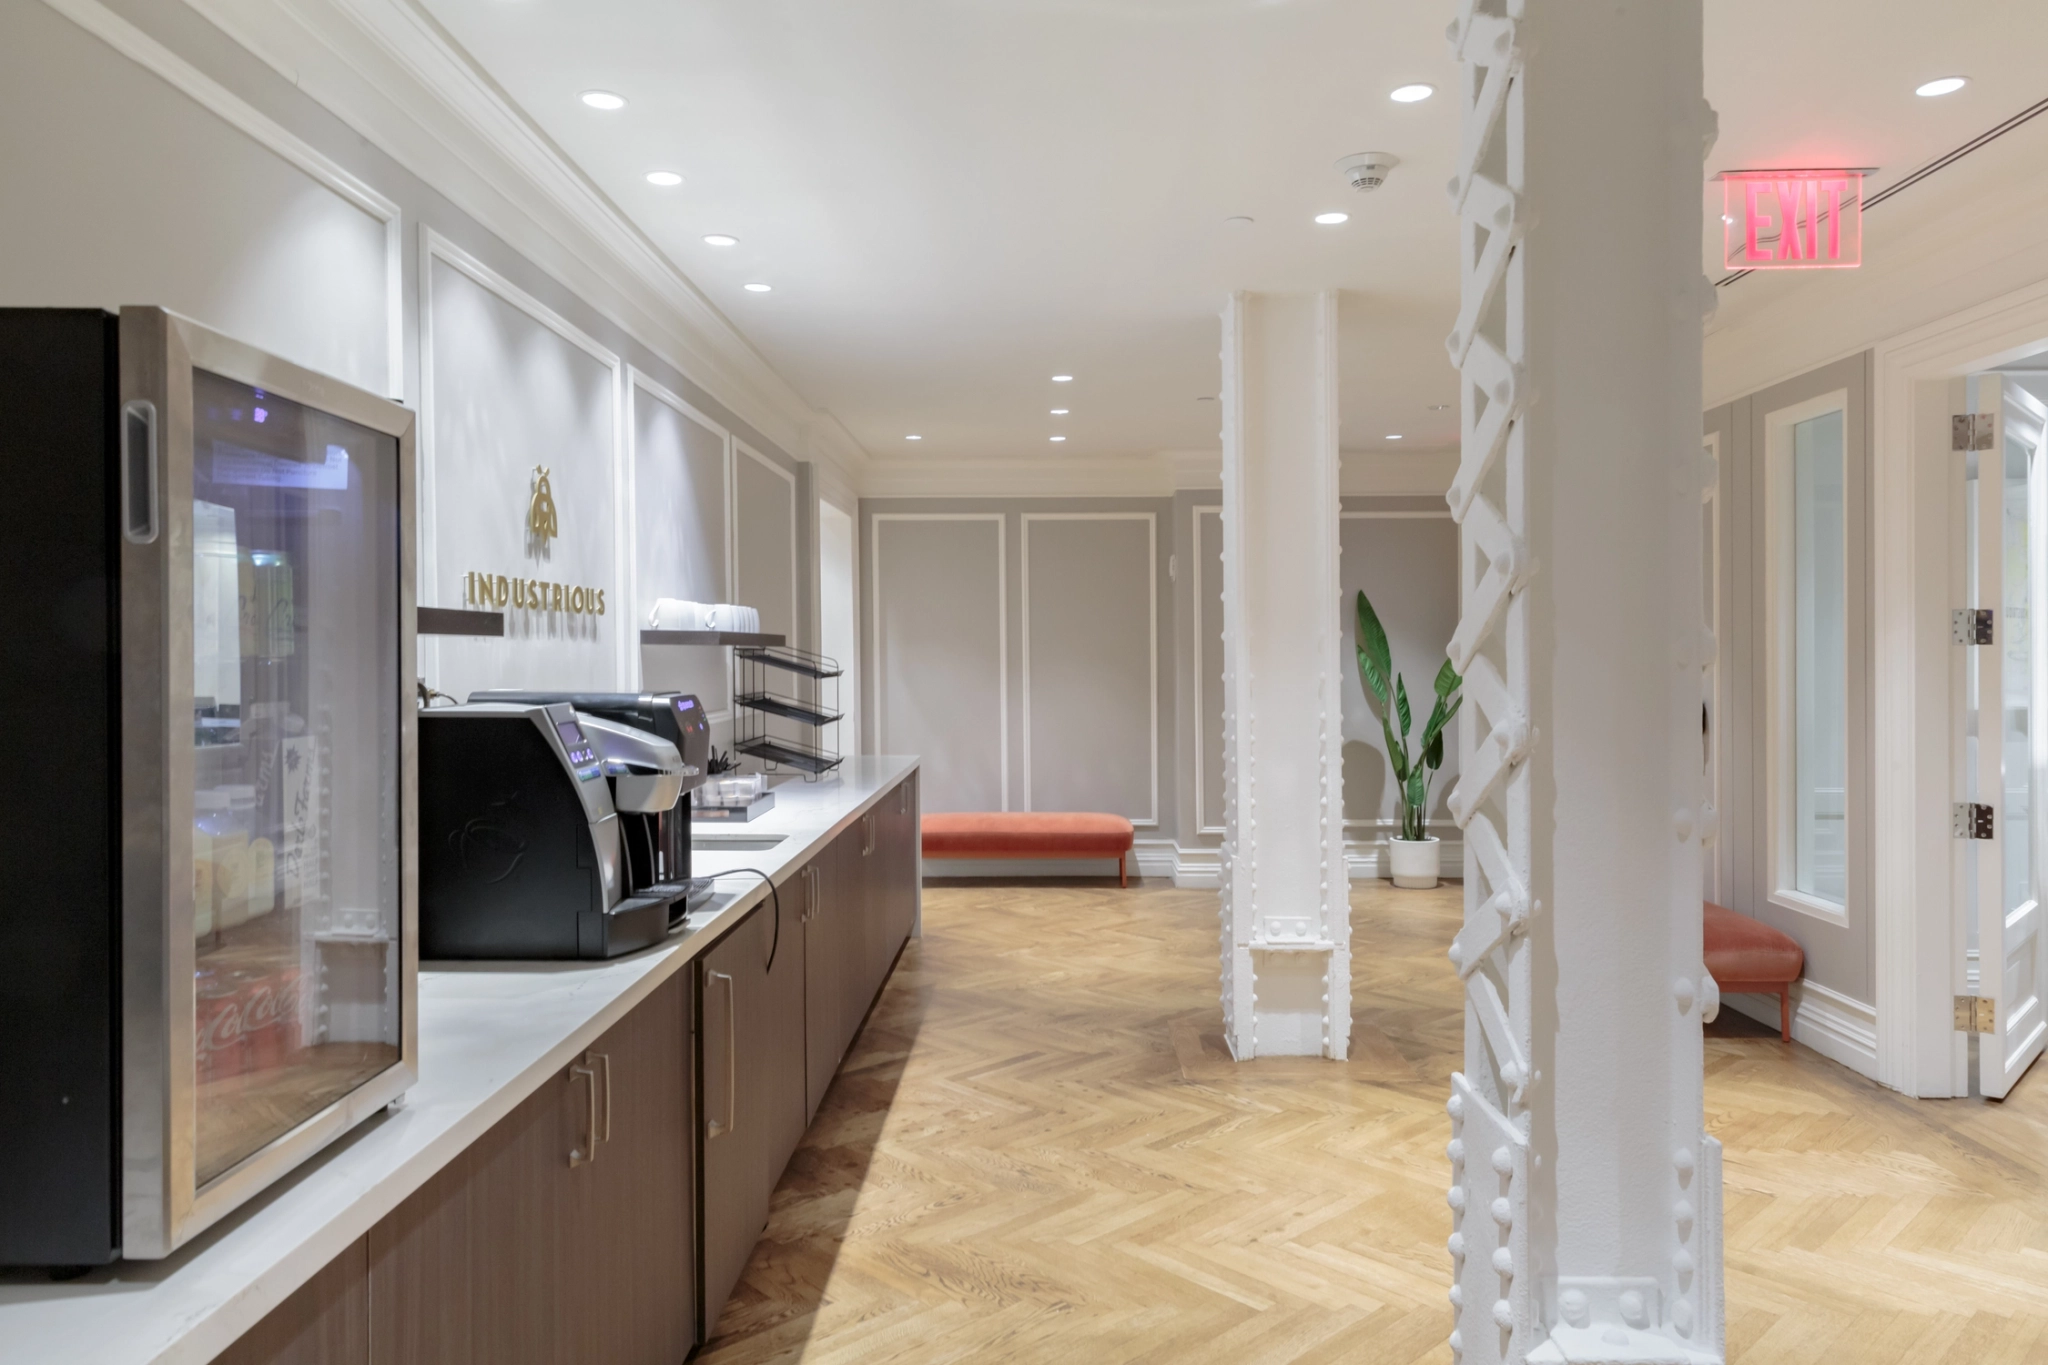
[1354,590,1463,889]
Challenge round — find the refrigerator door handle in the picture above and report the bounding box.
[120,399,158,544]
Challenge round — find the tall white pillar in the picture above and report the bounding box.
[1442,4,1723,1363]
[1218,290,1349,1060]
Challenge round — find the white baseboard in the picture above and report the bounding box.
[1723,978,1878,1078]
[924,837,1466,890]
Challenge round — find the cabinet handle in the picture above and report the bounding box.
[706,971,736,1139]
[594,1051,612,1145]
[863,813,874,857]
[568,1060,598,1166]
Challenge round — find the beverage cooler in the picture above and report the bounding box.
[0,308,417,1267]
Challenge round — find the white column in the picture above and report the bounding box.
[1442,4,1723,1363]
[1218,290,1349,1060]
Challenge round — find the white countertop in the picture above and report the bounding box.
[0,756,919,1365]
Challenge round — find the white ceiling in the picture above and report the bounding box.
[418,0,2048,466]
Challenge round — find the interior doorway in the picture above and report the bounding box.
[1958,368,2048,1097]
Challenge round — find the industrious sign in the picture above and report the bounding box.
[464,464,607,616]
[1719,168,1865,271]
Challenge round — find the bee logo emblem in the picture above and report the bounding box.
[527,466,559,552]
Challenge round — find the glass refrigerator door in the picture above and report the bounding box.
[187,369,403,1186]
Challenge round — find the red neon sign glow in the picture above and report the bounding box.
[1720,170,1863,271]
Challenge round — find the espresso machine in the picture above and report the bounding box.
[418,702,693,959]
[471,691,712,904]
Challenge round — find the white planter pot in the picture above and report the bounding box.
[1387,836,1442,890]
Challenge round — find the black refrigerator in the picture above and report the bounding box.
[0,308,419,1267]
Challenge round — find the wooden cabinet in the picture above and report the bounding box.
[700,870,807,1337]
[214,1238,368,1365]
[365,971,694,1365]
[218,773,920,1365]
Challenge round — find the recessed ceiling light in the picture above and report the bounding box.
[743,283,772,293]
[1427,404,1450,411]
[580,90,626,111]
[905,434,921,441]
[1050,408,1069,415]
[1314,211,1350,226]
[1052,374,1073,383]
[645,170,682,187]
[1390,83,1435,103]
[703,234,739,247]
[1916,76,1967,97]
[1050,435,1067,442]
[1387,434,1404,441]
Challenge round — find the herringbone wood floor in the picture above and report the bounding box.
[699,880,2048,1364]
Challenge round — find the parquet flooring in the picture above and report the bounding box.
[699,879,2048,1364]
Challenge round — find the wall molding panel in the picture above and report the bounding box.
[417,225,628,687]
[624,365,733,705]
[1191,504,1225,836]
[1020,513,1160,828]
[42,0,405,399]
[869,514,1010,812]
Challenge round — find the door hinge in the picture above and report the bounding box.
[1955,995,1997,1034]
[1954,413,1995,451]
[1952,608,1994,645]
[1953,802,1995,839]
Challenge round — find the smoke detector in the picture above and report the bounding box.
[1336,151,1400,193]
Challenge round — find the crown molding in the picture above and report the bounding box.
[179,0,869,488]
[851,447,1458,500]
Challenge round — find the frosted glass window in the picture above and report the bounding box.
[1790,409,1846,905]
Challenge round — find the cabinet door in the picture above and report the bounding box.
[559,971,694,1365]
[216,1237,369,1365]
[463,1065,568,1365]
[701,908,774,1336]
[762,866,809,1183]
[802,853,841,1121]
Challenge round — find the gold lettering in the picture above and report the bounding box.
[552,583,565,612]
[596,588,606,616]
[493,575,508,607]
[569,586,586,613]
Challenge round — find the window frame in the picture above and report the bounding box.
[1765,387,1854,927]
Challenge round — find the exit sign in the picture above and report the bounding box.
[1720,170,1865,271]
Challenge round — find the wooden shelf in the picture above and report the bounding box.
[418,607,504,637]
[641,629,787,648]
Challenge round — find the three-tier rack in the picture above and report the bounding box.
[730,643,843,778]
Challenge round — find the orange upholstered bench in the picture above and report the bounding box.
[1703,901,1805,1042]
[921,812,1137,886]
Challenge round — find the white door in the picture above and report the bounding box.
[1963,374,2048,1098]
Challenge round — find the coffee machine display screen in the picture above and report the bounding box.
[555,720,599,775]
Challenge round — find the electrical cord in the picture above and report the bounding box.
[707,868,782,972]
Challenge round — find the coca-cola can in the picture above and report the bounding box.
[196,970,246,1084]
[237,965,303,1071]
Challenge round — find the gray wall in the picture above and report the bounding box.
[2,0,811,750]
[861,499,1174,827]
[1707,352,1875,1007]
[1171,494,1463,853]
[862,494,1461,852]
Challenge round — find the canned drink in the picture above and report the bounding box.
[237,964,303,1071]
[196,969,246,1084]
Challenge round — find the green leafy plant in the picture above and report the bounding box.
[1354,590,1463,842]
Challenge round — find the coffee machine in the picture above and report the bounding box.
[418,702,692,959]
[471,691,712,903]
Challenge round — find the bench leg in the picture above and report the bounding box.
[1119,852,1127,888]
[1779,986,1792,1043]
